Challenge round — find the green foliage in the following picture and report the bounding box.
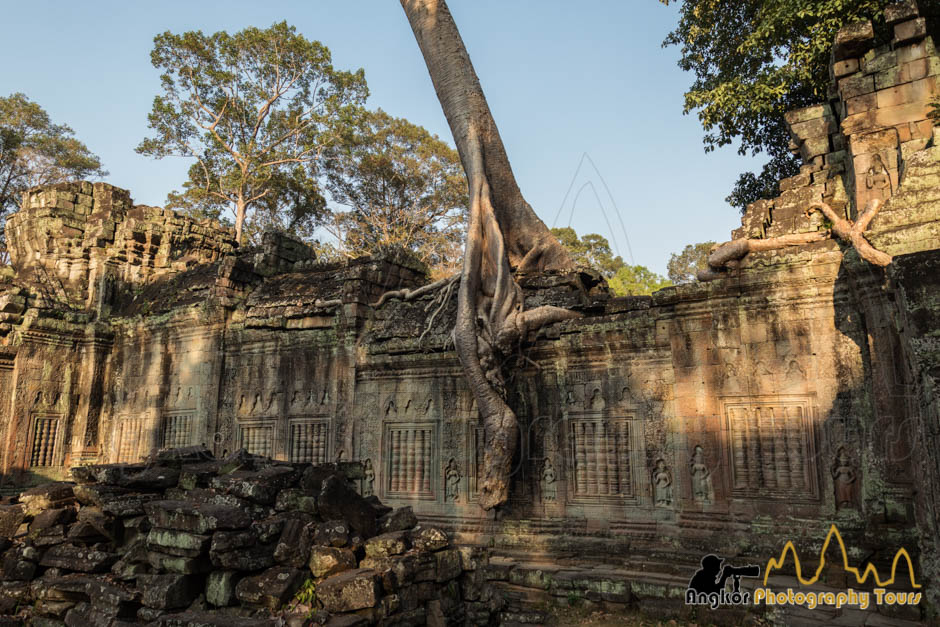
[608,264,673,297]
[667,241,716,284]
[930,94,940,127]
[0,93,106,263]
[660,0,895,212]
[550,227,624,278]
[325,109,467,278]
[136,21,368,244]
[552,227,671,296]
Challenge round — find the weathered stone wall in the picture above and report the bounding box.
[0,4,938,621]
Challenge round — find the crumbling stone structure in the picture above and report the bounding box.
[0,447,497,624]
[0,4,939,624]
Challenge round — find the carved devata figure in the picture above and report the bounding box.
[541,458,557,503]
[652,458,673,507]
[689,445,713,504]
[831,446,857,509]
[445,458,461,503]
[362,458,375,498]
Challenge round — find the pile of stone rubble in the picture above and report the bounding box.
[0,447,502,626]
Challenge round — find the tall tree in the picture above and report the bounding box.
[551,227,624,278]
[326,109,468,278]
[401,0,578,510]
[136,21,368,244]
[667,241,716,284]
[0,93,106,264]
[661,0,898,212]
[608,264,672,296]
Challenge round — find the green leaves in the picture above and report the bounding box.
[0,93,106,263]
[550,227,672,296]
[666,241,716,284]
[662,0,894,211]
[137,21,369,244]
[325,109,467,278]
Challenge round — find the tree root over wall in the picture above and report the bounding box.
[697,199,891,281]
[397,0,581,511]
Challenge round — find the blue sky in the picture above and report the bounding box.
[0,0,765,275]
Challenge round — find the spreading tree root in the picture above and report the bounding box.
[371,275,458,308]
[697,200,890,281]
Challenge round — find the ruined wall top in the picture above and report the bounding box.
[5,182,237,313]
[733,1,939,260]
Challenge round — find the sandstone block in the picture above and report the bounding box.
[273,519,313,568]
[210,530,256,553]
[210,466,299,505]
[137,574,201,610]
[410,526,448,552]
[434,549,463,582]
[144,500,251,534]
[833,21,875,61]
[206,570,241,607]
[40,544,118,573]
[146,528,211,558]
[318,474,377,538]
[894,17,927,45]
[147,550,211,574]
[317,568,381,612]
[309,545,357,578]
[378,507,418,534]
[314,520,349,547]
[234,566,306,610]
[364,531,409,559]
[209,541,275,572]
[18,482,75,516]
[885,0,920,25]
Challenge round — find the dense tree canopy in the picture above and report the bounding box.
[325,109,467,278]
[661,0,898,213]
[553,227,672,296]
[667,241,716,284]
[0,93,106,264]
[609,264,673,296]
[137,21,368,244]
[550,227,624,278]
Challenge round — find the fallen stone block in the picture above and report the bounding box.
[273,519,312,568]
[147,528,211,558]
[234,565,306,610]
[119,466,181,491]
[29,508,75,534]
[378,506,417,533]
[40,544,118,573]
[313,520,349,547]
[209,541,275,571]
[147,550,212,575]
[18,482,75,516]
[308,546,357,578]
[210,466,299,505]
[274,488,317,515]
[210,530,256,554]
[144,500,252,534]
[364,531,409,559]
[318,474,377,538]
[317,568,381,612]
[205,570,241,607]
[410,525,448,552]
[137,574,202,610]
[0,505,27,538]
[434,548,462,582]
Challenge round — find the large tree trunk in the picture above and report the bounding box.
[401,0,577,510]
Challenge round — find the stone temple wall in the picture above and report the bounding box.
[0,4,939,615]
